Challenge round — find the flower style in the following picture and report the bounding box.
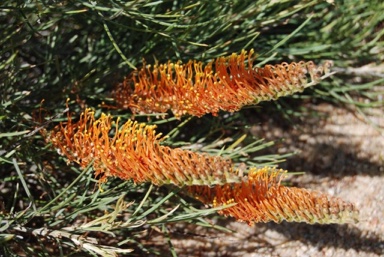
[114,49,332,118]
[45,108,240,186]
[189,167,359,225]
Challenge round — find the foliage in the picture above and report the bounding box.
[1,0,383,256]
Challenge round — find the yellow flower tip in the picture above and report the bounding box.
[98,180,106,192]
[247,166,287,184]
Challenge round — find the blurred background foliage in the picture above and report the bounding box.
[1,0,383,256]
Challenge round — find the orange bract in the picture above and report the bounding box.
[189,167,359,225]
[45,108,240,186]
[114,49,332,117]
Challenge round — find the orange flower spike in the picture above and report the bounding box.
[115,49,332,118]
[47,108,241,186]
[189,167,358,225]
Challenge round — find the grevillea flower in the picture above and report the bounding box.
[44,107,358,224]
[114,49,333,118]
[45,108,240,186]
[189,167,359,225]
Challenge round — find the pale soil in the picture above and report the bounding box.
[164,103,384,257]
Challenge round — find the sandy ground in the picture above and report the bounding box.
[164,103,384,257]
